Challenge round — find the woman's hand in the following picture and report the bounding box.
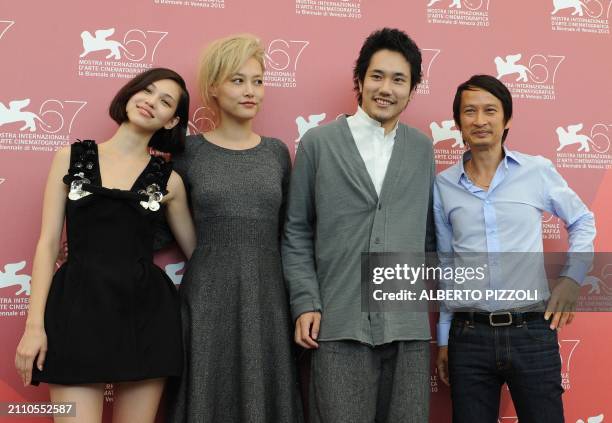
[15,146,68,387]
[15,326,48,386]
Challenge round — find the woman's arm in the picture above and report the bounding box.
[15,146,69,385]
[164,171,196,260]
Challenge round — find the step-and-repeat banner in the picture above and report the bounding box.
[1,0,611,422]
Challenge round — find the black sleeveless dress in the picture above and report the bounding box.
[32,140,182,385]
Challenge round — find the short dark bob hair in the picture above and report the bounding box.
[453,74,513,143]
[353,28,422,104]
[109,67,189,154]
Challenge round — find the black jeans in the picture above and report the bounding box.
[448,315,564,423]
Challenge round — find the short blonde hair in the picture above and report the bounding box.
[198,34,265,113]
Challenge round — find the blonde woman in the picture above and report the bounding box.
[166,34,303,422]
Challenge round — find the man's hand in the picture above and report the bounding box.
[295,311,321,349]
[436,346,450,386]
[545,276,580,330]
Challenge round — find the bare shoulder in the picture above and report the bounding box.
[166,170,186,197]
[168,169,184,186]
[55,145,71,159]
[50,145,71,172]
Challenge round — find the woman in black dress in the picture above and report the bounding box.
[14,68,197,423]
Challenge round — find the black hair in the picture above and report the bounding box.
[109,67,189,154]
[453,74,513,142]
[353,28,422,104]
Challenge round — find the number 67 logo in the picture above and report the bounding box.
[495,53,565,84]
[264,39,309,72]
[0,99,87,134]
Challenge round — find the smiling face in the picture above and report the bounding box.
[458,87,511,150]
[212,57,264,123]
[358,49,414,132]
[125,78,181,132]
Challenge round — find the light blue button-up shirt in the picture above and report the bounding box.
[435,148,595,346]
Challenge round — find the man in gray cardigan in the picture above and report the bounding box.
[282,28,435,422]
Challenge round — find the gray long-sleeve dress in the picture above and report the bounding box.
[166,134,303,423]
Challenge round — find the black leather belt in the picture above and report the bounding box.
[454,311,544,327]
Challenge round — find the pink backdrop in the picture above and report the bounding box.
[1,0,611,421]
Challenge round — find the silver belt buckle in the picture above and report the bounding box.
[489,311,512,327]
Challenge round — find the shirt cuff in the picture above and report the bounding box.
[437,320,451,347]
[560,256,591,285]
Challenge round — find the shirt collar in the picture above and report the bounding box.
[504,148,521,166]
[353,106,399,138]
[457,146,521,184]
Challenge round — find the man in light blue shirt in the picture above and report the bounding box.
[434,75,595,423]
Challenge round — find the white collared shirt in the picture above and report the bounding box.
[346,107,398,196]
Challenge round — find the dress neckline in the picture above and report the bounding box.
[198,134,266,154]
[93,144,155,193]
